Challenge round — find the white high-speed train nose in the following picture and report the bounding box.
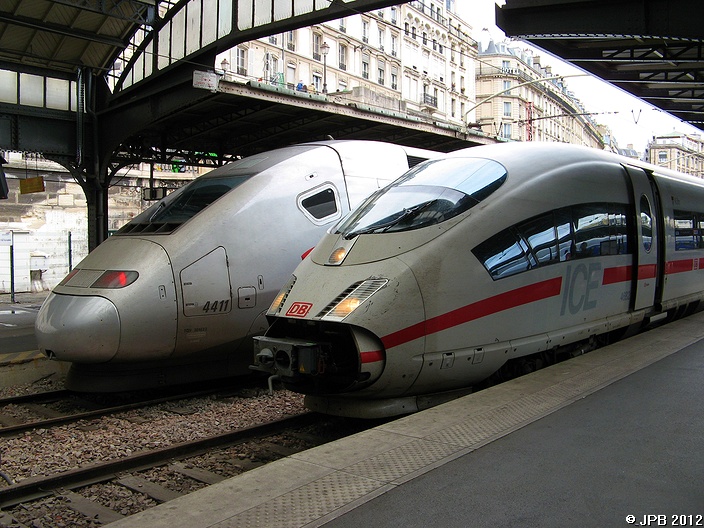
[35,237,178,364]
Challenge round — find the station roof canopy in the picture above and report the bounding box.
[1,0,702,157]
[496,0,704,133]
[0,0,154,74]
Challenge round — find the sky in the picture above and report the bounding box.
[456,0,702,152]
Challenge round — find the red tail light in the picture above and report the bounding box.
[90,270,139,289]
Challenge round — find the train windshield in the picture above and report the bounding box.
[337,157,507,238]
[118,174,252,234]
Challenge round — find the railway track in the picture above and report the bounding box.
[0,380,257,438]
[0,411,362,526]
[0,379,376,527]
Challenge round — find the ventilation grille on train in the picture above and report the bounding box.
[116,222,181,235]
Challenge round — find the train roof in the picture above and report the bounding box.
[445,142,704,188]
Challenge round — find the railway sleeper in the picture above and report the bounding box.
[0,510,29,528]
[59,489,125,524]
[116,475,182,503]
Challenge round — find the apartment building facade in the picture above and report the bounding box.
[216,1,477,129]
[648,132,704,178]
[475,40,603,148]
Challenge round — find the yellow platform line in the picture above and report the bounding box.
[0,349,44,366]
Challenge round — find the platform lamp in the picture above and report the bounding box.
[321,41,330,94]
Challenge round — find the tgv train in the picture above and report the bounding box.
[35,140,437,391]
[252,142,704,418]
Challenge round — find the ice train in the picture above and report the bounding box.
[251,142,704,418]
[35,140,437,391]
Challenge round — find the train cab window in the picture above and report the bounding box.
[118,174,252,234]
[298,185,341,225]
[336,157,507,238]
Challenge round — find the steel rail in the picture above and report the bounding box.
[0,411,319,508]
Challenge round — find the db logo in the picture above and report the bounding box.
[286,302,313,318]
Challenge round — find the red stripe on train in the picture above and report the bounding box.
[380,258,703,352]
[381,277,563,350]
[603,265,631,285]
[666,259,695,274]
[360,350,384,363]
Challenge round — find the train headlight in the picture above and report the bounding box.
[328,247,347,265]
[319,279,388,321]
[90,270,139,289]
[269,275,297,315]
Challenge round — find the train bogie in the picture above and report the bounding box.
[252,142,704,418]
[35,140,437,391]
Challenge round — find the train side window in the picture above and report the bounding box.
[517,213,558,265]
[674,210,695,250]
[608,204,629,255]
[555,208,574,261]
[473,229,535,280]
[573,204,609,258]
[640,195,653,253]
[298,185,341,225]
[698,215,704,248]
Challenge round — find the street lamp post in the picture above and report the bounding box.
[321,41,330,94]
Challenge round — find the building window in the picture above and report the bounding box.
[451,98,456,117]
[412,27,416,40]
[659,151,668,164]
[313,73,322,92]
[502,123,512,139]
[422,32,427,45]
[362,54,370,79]
[378,29,384,50]
[236,47,246,76]
[269,34,277,45]
[504,102,512,117]
[338,44,347,70]
[378,60,385,85]
[286,31,295,51]
[362,20,369,43]
[313,33,322,61]
[391,34,398,57]
[503,80,511,93]
[339,17,347,33]
[390,7,397,24]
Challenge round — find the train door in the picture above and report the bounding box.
[624,165,663,312]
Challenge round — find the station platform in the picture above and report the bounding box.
[0,292,67,387]
[105,312,704,528]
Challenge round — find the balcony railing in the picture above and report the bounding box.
[421,93,437,108]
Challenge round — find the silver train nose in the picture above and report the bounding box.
[35,292,121,363]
